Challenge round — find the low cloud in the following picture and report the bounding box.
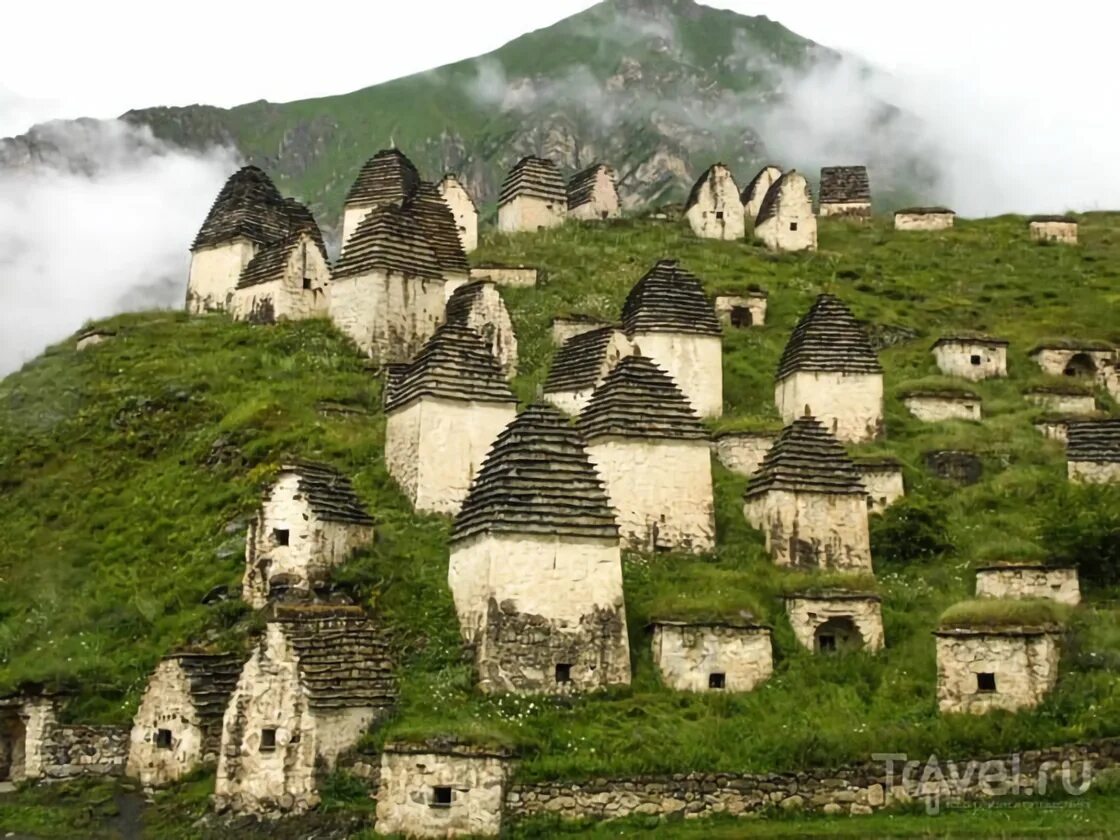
[0,119,238,375]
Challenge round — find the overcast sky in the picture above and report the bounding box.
[0,0,1112,134]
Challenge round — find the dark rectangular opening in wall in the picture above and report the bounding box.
[555,663,572,684]
[156,728,172,749]
[302,277,312,290]
[708,673,726,689]
[260,728,277,751]
[790,221,798,231]
[977,672,997,693]
[273,529,290,547]
[601,211,609,220]
[431,786,453,808]
[716,211,725,220]
[818,634,837,652]
[971,354,982,365]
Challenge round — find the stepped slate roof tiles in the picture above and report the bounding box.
[744,416,867,499]
[578,355,707,441]
[498,156,567,206]
[1067,419,1120,463]
[819,166,871,205]
[274,462,375,526]
[932,334,1009,348]
[404,182,470,275]
[280,198,328,258]
[755,171,812,225]
[191,166,295,251]
[235,232,310,290]
[274,606,395,711]
[169,652,242,726]
[567,163,616,210]
[443,280,495,328]
[333,205,443,281]
[621,259,721,336]
[451,403,619,542]
[776,294,882,380]
[383,322,516,412]
[543,326,622,394]
[344,149,421,208]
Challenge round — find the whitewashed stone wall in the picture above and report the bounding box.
[743,489,872,571]
[785,595,884,653]
[0,697,54,782]
[586,437,714,553]
[230,238,331,325]
[76,331,113,351]
[187,239,257,314]
[551,316,611,346]
[755,174,817,252]
[449,283,518,377]
[242,473,374,608]
[936,630,1061,714]
[498,195,565,233]
[686,166,744,240]
[743,166,781,220]
[933,343,1007,381]
[820,201,871,218]
[1025,391,1097,414]
[330,268,448,361]
[569,169,620,221]
[127,660,207,786]
[1035,418,1073,443]
[376,746,512,837]
[214,626,377,813]
[714,294,767,328]
[630,332,722,419]
[651,623,773,692]
[856,465,905,513]
[448,533,630,694]
[975,567,1080,606]
[1030,221,1078,244]
[1031,348,1114,379]
[903,395,982,422]
[895,212,954,231]
[775,371,883,443]
[469,266,538,288]
[438,177,479,253]
[341,206,374,255]
[386,398,516,516]
[1069,460,1120,484]
[712,432,775,477]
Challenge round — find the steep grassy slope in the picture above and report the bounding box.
[2,215,1120,804]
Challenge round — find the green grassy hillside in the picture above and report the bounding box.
[3,214,1120,833]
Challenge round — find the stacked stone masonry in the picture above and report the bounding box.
[438,174,479,253]
[1067,419,1120,483]
[443,280,518,377]
[894,207,955,231]
[231,231,330,325]
[712,431,775,478]
[1024,388,1097,415]
[469,265,538,288]
[785,593,884,653]
[854,458,905,512]
[684,163,744,240]
[498,156,567,233]
[551,314,612,346]
[754,170,817,252]
[902,390,983,423]
[714,291,767,328]
[932,336,1009,381]
[740,164,783,221]
[567,163,621,221]
[1029,216,1078,244]
[935,627,1060,714]
[651,622,773,693]
[975,565,1080,606]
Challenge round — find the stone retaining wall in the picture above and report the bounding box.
[42,725,130,779]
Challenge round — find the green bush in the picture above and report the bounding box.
[1041,485,1120,588]
[869,498,954,566]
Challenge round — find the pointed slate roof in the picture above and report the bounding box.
[273,462,375,526]
[567,163,617,210]
[275,606,396,711]
[191,166,293,251]
[543,326,624,394]
[621,259,721,336]
[497,156,567,206]
[740,164,782,205]
[334,205,443,280]
[744,416,867,499]
[756,170,812,225]
[1067,419,1120,463]
[578,355,707,441]
[167,652,242,727]
[819,165,871,205]
[281,198,328,258]
[685,163,736,210]
[404,182,470,275]
[384,323,516,412]
[344,149,422,208]
[451,403,619,542]
[235,232,315,290]
[776,294,882,380]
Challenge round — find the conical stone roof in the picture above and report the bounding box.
[621,259,721,336]
[345,149,421,208]
[1067,419,1120,463]
[334,205,443,281]
[776,294,882,380]
[451,403,619,543]
[744,416,867,499]
[404,182,470,276]
[567,163,616,211]
[498,156,567,206]
[191,166,293,251]
[384,323,516,412]
[543,326,623,394]
[578,355,707,441]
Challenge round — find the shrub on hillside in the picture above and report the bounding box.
[1041,485,1120,588]
[870,498,953,565]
